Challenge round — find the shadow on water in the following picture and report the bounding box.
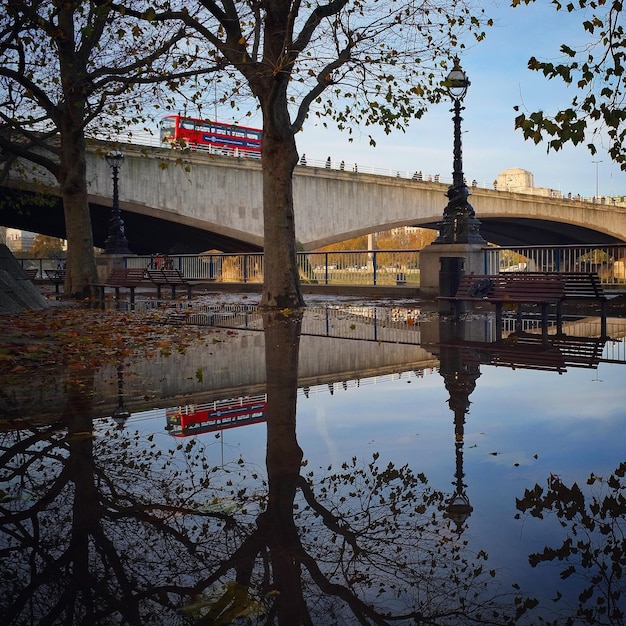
[1,305,625,624]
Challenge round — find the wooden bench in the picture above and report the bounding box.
[146,268,194,299]
[94,268,146,304]
[506,272,608,336]
[23,268,38,280]
[44,268,66,293]
[438,273,566,334]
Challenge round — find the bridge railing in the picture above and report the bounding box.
[484,243,626,289]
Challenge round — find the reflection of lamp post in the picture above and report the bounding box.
[446,402,473,532]
[438,319,479,533]
[433,59,485,245]
[111,363,130,429]
[104,151,132,254]
[592,160,603,199]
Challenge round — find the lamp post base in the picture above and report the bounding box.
[418,242,486,299]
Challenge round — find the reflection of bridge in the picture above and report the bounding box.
[4,141,626,253]
[3,306,625,424]
[146,312,626,435]
[110,307,626,418]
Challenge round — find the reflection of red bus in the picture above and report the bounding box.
[166,395,267,437]
[159,115,262,158]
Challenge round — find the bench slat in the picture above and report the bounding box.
[438,271,608,337]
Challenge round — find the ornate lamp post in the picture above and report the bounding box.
[104,150,132,254]
[434,58,485,245]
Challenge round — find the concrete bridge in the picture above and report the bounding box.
[3,141,626,253]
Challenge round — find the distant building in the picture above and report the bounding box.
[5,229,36,252]
[497,168,561,198]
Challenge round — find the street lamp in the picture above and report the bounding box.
[104,150,132,254]
[592,160,603,200]
[433,58,485,245]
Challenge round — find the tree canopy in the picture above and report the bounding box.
[1,0,492,305]
[118,0,492,308]
[513,0,625,171]
[0,0,210,296]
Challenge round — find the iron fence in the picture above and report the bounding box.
[16,244,626,289]
[483,243,626,289]
[124,249,422,286]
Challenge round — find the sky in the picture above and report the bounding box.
[291,1,625,198]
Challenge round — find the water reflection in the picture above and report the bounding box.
[436,319,480,533]
[1,304,625,624]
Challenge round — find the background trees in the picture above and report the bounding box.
[513,0,625,172]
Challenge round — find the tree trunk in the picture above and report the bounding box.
[56,4,99,300]
[258,90,305,310]
[57,127,98,299]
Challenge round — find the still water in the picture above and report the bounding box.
[1,296,626,625]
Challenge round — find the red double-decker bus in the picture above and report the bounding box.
[159,115,262,158]
[165,395,267,437]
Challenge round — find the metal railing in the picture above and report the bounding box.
[483,243,626,289]
[12,257,66,279]
[125,249,422,286]
[16,244,626,290]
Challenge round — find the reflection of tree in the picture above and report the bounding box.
[185,311,521,625]
[516,463,626,624]
[0,371,230,624]
[1,316,526,625]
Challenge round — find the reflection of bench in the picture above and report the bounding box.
[94,268,146,304]
[453,332,607,374]
[44,269,66,293]
[146,268,194,299]
[439,273,566,332]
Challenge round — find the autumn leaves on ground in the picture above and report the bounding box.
[0,302,234,380]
